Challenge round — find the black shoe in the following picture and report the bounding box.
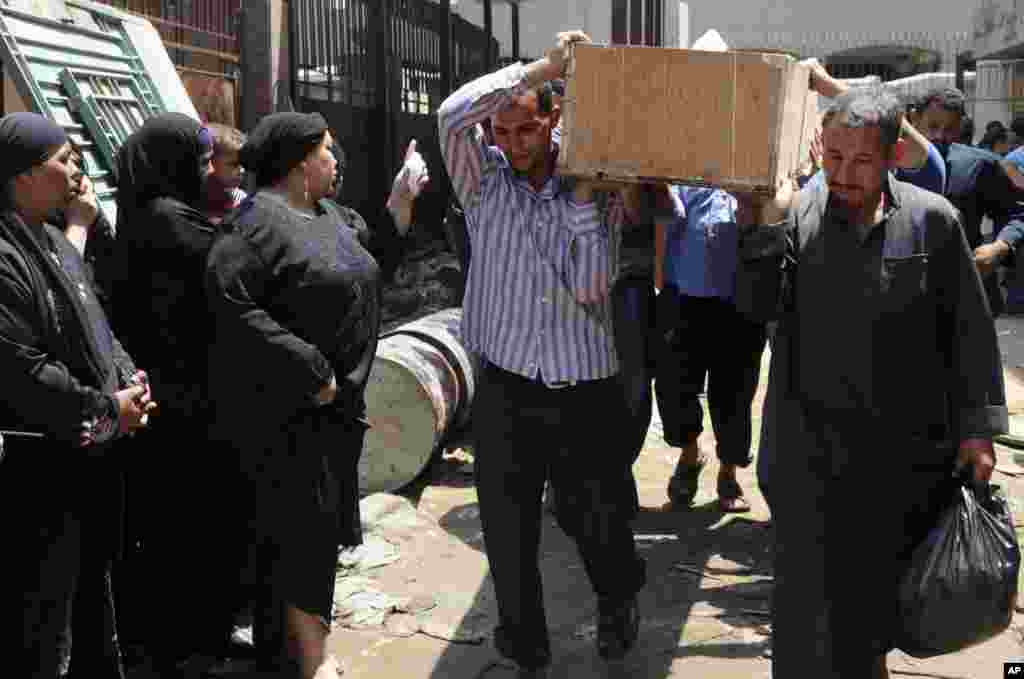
[597,595,640,661]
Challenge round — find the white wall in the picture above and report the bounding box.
[687,0,971,47]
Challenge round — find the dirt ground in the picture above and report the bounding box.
[321,317,1024,679]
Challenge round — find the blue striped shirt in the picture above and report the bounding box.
[438,63,622,384]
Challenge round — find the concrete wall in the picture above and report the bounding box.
[688,0,971,48]
[452,1,689,60]
[685,0,971,69]
[453,0,968,66]
[455,0,612,59]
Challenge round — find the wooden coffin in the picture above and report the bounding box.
[558,43,819,195]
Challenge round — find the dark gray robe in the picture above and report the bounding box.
[738,177,1009,677]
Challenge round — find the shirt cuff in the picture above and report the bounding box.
[566,201,604,235]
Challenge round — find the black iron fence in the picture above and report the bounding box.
[290,0,499,250]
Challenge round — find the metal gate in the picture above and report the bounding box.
[290,0,498,245]
[93,0,241,125]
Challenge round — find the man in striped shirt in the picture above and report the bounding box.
[438,31,645,677]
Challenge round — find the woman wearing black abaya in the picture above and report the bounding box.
[0,112,154,679]
[111,113,238,665]
[206,112,381,679]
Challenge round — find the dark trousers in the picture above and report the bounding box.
[473,362,646,669]
[116,425,239,662]
[1,508,123,679]
[654,290,766,466]
[611,276,656,513]
[611,276,656,460]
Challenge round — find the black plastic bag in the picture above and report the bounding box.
[897,480,1021,658]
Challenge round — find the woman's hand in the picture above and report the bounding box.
[387,140,430,235]
[115,383,157,435]
[313,375,338,407]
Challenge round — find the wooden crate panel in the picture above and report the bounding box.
[559,44,814,194]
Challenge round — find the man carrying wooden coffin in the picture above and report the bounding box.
[736,85,1007,679]
[437,31,645,677]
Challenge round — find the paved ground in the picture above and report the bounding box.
[319,320,1024,679]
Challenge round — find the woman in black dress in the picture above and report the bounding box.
[112,113,247,665]
[206,112,381,678]
[0,112,154,678]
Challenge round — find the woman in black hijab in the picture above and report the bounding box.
[206,112,381,678]
[0,112,154,678]
[112,113,239,665]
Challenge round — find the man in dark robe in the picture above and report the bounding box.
[736,87,1008,678]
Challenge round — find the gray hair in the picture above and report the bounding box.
[822,85,904,151]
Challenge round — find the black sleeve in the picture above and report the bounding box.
[206,232,333,406]
[735,216,795,323]
[934,209,1010,440]
[980,158,1024,260]
[0,250,119,447]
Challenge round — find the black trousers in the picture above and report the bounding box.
[611,276,657,514]
[0,448,124,679]
[473,362,646,669]
[654,290,766,466]
[115,423,240,662]
[611,275,656,461]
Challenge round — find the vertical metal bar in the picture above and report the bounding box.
[396,0,404,112]
[630,0,642,46]
[411,2,419,113]
[288,0,298,106]
[611,0,627,45]
[510,2,519,61]
[327,0,337,102]
[345,0,354,106]
[644,0,653,46]
[439,0,451,99]
[483,0,493,70]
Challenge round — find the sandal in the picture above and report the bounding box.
[717,475,751,513]
[667,455,707,507]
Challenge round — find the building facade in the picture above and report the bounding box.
[456,0,972,79]
[453,0,688,60]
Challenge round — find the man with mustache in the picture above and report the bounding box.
[736,86,1007,679]
[438,30,645,678]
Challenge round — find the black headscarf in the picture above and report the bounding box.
[116,112,211,209]
[0,112,68,188]
[111,113,218,423]
[240,112,328,189]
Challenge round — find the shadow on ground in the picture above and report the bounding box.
[426,484,774,678]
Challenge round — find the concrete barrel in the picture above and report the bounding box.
[360,308,478,493]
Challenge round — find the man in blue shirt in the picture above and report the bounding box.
[656,185,766,512]
[908,87,1024,317]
